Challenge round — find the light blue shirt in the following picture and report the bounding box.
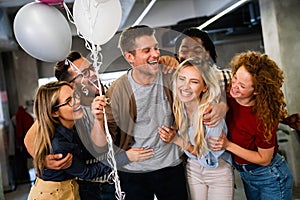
[184,119,232,168]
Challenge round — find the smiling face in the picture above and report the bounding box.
[230,65,256,106]
[52,85,83,129]
[177,37,209,62]
[176,65,207,105]
[67,57,101,105]
[125,35,160,78]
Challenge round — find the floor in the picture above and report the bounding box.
[4,171,300,200]
[4,183,30,200]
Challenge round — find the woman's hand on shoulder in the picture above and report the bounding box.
[159,55,179,74]
[203,101,227,127]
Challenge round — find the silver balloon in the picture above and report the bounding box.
[13,2,72,62]
[73,0,122,45]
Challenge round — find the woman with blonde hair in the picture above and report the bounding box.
[28,81,110,200]
[212,51,293,199]
[159,57,233,200]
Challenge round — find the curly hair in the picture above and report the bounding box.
[229,51,288,142]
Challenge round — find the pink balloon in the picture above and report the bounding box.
[38,0,64,5]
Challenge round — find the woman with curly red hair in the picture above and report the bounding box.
[211,51,293,200]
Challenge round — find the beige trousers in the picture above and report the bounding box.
[186,158,233,200]
[27,177,80,200]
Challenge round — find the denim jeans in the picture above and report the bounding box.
[238,153,293,200]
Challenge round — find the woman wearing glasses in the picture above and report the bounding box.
[27,81,111,200]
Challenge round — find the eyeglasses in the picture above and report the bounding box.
[69,74,82,83]
[81,64,95,78]
[68,64,95,84]
[52,92,80,111]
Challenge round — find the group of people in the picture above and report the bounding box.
[24,25,299,200]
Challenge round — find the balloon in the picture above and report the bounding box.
[13,2,72,62]
[38,0,64,5]
[73,0,122,45]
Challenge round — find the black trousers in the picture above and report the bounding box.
[77,180,116,200]
[118,163,188,200]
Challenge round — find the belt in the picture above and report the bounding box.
[233,162,261,172]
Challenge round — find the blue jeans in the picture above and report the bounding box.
[77,180,116,200]
[237,153,293,200]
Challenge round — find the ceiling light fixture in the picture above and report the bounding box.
[133,0,157,26]
[198,0,250,30]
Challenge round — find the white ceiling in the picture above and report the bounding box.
[0,0,257,50]
[0,0,74,7]
[0,0,241,29]
[121,0,240,28]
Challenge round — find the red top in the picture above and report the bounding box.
[226,96,278,164]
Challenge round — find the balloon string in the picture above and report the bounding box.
[91,44,103,95]
[103,107,125,200]
[63,2,75,24]
[90,46,125,200]
[62,4,124,199]
[83,0,100,48]
[63,1,91,51]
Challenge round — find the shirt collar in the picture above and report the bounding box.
[56,124,75,142]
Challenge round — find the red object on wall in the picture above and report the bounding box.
[15,106,34,148]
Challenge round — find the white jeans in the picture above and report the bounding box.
[186,158,233,200]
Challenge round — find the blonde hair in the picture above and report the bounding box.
[173,57,221,157]
[33,81,71,177]
[229,51,288,142]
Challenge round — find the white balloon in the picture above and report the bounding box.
[73,0,122,45]
[13,2,72,62]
